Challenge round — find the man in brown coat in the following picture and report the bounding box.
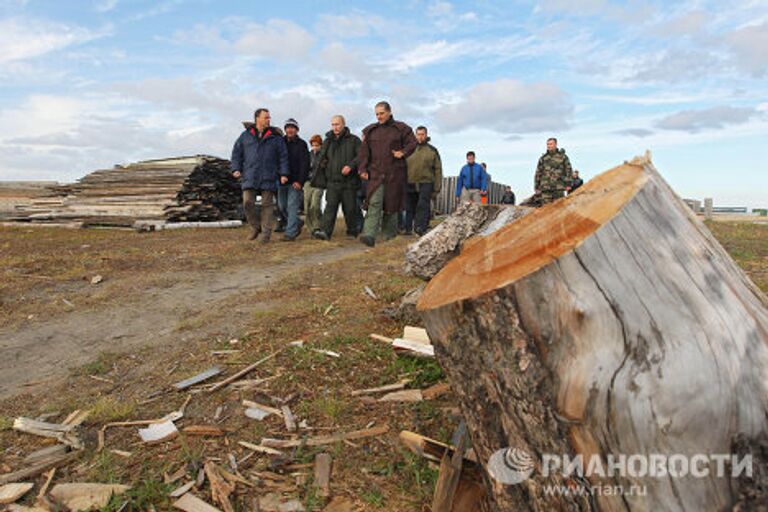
[357,101,417,247]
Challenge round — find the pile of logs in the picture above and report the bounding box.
[9,156,241,227]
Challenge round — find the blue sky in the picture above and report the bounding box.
[0,0,766,207]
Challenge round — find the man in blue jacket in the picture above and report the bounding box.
[231,108,289,244]
[455,151,488,204]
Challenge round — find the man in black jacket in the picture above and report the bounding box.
[501,186,516,205]
[279,118,310,241]
[312,115,362,240]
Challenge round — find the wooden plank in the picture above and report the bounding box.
[431,422,468,512]
[0,483,34,505]
[49,483,130,511]
[403,326,431,344]
[0,451,80,485]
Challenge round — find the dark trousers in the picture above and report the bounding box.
[320,187,361,238]
[405,182,434,234]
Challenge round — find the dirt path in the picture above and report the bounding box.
[0,243,366,398]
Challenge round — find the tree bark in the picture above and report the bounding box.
[417,154,768,511]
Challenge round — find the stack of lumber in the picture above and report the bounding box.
[0,181,58,220]
[10,156,241,227]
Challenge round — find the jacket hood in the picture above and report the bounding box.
[243,123,284,137]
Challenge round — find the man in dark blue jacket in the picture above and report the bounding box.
[231,108,289,244]
[279,118,310,241]
[455,151,488,204]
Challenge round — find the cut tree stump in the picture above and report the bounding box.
[417,153,768,511]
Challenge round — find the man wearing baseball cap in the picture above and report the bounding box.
[279,118,310,241]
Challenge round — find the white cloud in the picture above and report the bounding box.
[315,13,384,38]
[615,128,654,138]
[0,17,106,64]
[727,20,768,76]
[94,0,118,13]
[233,19,314,60]
[389,40,467,71]
[654,9,709,36]
[319,42,369,77]
[434,79,572,134]
[655,105,758,132]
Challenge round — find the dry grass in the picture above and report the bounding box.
[0,220,765,510]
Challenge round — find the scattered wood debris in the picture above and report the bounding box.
[399,431,478,465]
[173,492,223,512]
[90,275,103,285]
[370,325,435,358]
[322,496,355,512]
[208,351,281,392]
[23,445,68,466]
[0,483,34,505]
[182,425,228,437]
[49,483,130,511]
[169,481,195,498]
[364,286,378,300]
[313,453,332,497]
[261,425,389,449]
[12,417,82,449]
[351,378,412,396]
[281,406,297,432]
[204,462,234,512]
[311,348,340,358]
[173,367,223,390]
[238,441,283,456]
[0,451,80,485]
[139,420,179,444]
[378,389,423,403]
[432,422,468,511]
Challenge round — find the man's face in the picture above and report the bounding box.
[311,142,321,152]
[256,111,271,129]
[573,171,579,177]
[375,107,391,124]
[331,118,344,136]
[467,154,475,165]
[285,126,298,138]
[546,139,557,152]
[415,129,427,144]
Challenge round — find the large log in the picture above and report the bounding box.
[417,153,768,511]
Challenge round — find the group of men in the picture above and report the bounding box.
[230,101,582,246]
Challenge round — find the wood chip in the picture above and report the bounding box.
[169,481,195,498]
[351,379,411,396]
[281,406,297,433]
[242,400,282,417]
[182,425,227,437]
[173,492,222,512]
[392,338,435,357]
[422,382,451,400]
[378,389,423,402]
[312,349,340,358]
[0,483,34,505]
[313,454,332,497]
[110,450,132,458]
[49,483,130,511]
[237,441,283,456]
[173,367,223,390]
[0,451,80,485]
[208,351,281,392]
[364,286,378,300]
[23,445,68,465]
[12,417,82,449]
[204,462,234,512]
[138,420,178,444]
[403,326,431,344]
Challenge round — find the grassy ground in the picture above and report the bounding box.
[0,220,765,511]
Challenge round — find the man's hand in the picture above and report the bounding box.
[280,176,289,185]
[480,190,488,196]
[392,150,404,159]
[341,165,352,176]
[535,189,540,194]
[565,186,572,192]
[360,172,369,180]
[232,171,241,179]
[292,182,302,191]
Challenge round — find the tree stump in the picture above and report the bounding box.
[417,154,768,511]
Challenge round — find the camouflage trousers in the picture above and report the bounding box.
[540,189,565,204]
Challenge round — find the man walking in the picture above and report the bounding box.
[358,101,417,247]
[231,108,288,244]
[534,137,573,204]
[279,118,309,241]
[405,126,442,235]
[304,134,324,235]
[312,115,362,241]
[501,186,516,205]
[569,170,584,193]
[455,151,488,204]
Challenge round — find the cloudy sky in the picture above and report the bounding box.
[1,0,766,207]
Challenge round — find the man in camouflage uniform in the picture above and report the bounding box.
[534,137,573,204]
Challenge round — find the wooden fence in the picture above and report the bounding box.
[433,176,509,215]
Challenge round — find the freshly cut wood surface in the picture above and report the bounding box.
[418,154,768,510]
